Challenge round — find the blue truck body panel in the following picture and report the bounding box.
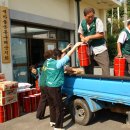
[62,74,130,112]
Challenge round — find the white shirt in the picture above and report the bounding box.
[117,27,130,44]
[78,18,107,55]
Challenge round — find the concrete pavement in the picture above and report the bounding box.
[0,107,130,130]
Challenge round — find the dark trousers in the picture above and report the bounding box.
[44,86,64,128]
[84,50,110,76]
[36,87,47,119]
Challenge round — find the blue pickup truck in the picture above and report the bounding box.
[62,74,130,125]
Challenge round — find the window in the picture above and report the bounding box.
[11,22,72,82]
[57,29,69,41]
[27,27,56,39]
[11,38,28,82]
[11,25,25,37]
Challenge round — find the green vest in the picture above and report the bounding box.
[39,61,47,87]
[81,17,105,47]
[46,59,64,87]
[122,29,130,55]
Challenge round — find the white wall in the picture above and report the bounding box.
[0,0,13,81]
[8,0,75,23]
[0,30,13,81]
[69,0,75,23]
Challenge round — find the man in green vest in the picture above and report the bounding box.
[78,7,110,76]
[117,21,130,75]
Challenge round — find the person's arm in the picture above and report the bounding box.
[62,43,72,53]
[116,31,127,57]
[67,42,82,57]
[78,22,84,42]
[56,55,70,69]
[84,32,104,42]
[79,33,86,42]
[56,42,82,69]
[83,18,104,43]
[117,42,122,57]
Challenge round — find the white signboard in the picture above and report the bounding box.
[48,45,55,50]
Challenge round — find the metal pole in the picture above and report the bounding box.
[75,0,81,27]
[75,0,81,41]
[124,0,127,27]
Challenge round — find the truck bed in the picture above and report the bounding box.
[62,74,130,106]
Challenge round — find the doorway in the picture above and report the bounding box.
[28,38,44,85]
[28,38,44,67]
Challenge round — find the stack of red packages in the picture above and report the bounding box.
[22,88,41,113]
[0,81,19,123]
[18,87,41,114]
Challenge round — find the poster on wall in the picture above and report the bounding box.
[48,45,55,50]
[0,6,11,63]
[44,41,56,52]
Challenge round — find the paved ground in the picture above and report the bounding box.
[0,107,130,130]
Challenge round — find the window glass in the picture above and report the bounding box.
[58,41,70,66]
[11,38,27,64]
[13,66,28,82]
[27,27,56,39]
[10,23,72,82]
[11,25,25,37]
[58,41,68,50]
[11,38,28,82]
[57,29,69,40]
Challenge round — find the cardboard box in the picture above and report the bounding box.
[0,94,18,106]
[0,89,17,98]
[0,81,18,91]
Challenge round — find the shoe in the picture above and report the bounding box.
[50,122,55,127]
[38,117,44,120]
[36,116,44,120]
[54,128,65,130]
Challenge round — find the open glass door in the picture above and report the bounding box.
[11,38,28,82]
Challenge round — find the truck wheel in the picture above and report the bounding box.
[70,98,93,125]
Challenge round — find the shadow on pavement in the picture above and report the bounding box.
[89,109,127,125]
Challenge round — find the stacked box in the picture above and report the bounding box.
[0,81,19,123]
[0,95,18,106]
[0,81,18,106]
[0,81,18,91]
[0,89,17,97]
